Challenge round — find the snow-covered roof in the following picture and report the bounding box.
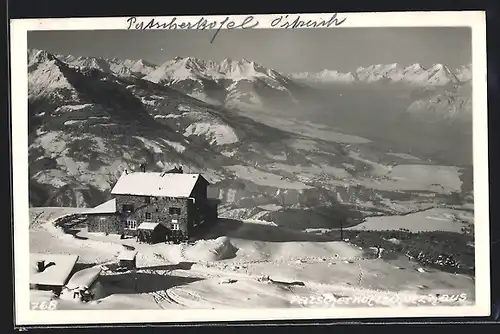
[110,172,208,198]
[118,249,138,261]
[30,253,79,287]
[65,266,101,290]
[81,198,116,214]
[137,222,160,230]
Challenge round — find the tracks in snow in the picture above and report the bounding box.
[150,289,184,308]
[138,268,187,308]
[115,257,417,308]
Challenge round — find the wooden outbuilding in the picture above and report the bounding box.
[118,249,138,270]
[136,222,168,244]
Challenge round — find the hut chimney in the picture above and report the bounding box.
[37,260,45,273]
[163,166,184,175]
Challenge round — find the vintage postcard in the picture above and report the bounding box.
[11,11,489,326]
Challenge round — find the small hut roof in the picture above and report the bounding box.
[82,198,116,214]
[65,266,101,290]
[30,253,79,287]
[137,222,160,230]
[118,249,138,261]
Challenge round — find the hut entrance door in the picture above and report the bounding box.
[98,217,106,233]
[170,219,182,242]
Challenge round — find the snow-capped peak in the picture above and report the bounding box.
[429,63,446,70]
[127,59,158,76]
[426,63,460,85]
[28,48,58,65]
[135,59,153,67]
[217,58,265,79]
[405,63,426,72]
[145,56,211,83]
[144,56,289,87]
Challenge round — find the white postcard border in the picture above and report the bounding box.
[11,11,489,325]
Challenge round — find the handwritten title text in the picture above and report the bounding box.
[126,14,347,43]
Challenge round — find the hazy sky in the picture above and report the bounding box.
[28,27,471,73]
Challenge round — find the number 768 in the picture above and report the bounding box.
[31,300,58,310]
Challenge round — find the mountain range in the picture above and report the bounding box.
[49,50,472,112]
[290,63,472,86]
[54,50,472,87]
[26,48,473,227]
[53,51,306,112]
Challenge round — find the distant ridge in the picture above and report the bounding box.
[289,62,471,86]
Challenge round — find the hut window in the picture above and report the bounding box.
[126,220,137,230]
[169,207,181,215]
[145,212,152,220]
[122,204,134,213]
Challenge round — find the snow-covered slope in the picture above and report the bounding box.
[30,210,475,310]
[290,63,468,86]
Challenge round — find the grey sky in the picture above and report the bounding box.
[28,27,471,73]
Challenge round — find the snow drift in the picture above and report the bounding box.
[184,236,238,262]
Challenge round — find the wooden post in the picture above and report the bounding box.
[133,269,137,292]
[340,220,344,241]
